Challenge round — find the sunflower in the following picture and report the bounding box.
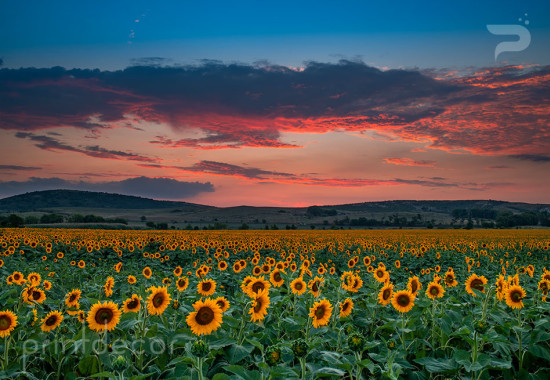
[77,311,86,323]
[0,310,17,338]
[218,261,228,271]
[27,272,41,286]
[143,267,152,279]
[290,277,307,295]
[444,271,458,287]
[173,266,183,277]
[197,279,216,297]
[104,277,114,297]
[78,260,85,268]
[392,290,415,313]
[246,276,271,298]
[309,299,333,328]
[127,275,137,284]
[87,301,121,332]
[407,276,422,295]
[426,282,445,300]
[339,298,353,318]
[186,298,223,336]
[43,280,52,290]
[373,268,389,283]
[308,276,324,297]
[12,271,25,285]
[41,310,63,332]
[122,294,141,313]
[505,285,526,309]
[215,296,230,312]
[249,288,270,322]
[378,283,394,306]
[176,276,189,292]
[62,290,80,309]
[269,269,285,287]
[147,286,171,315]
[465,274,488,296]
[29,288,46,304]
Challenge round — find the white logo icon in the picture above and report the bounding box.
[487,14,531,61]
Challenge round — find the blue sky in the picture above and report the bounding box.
[1,0,549,70]
[1,1,549,205]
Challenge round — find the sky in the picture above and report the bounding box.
[0,0,549,206]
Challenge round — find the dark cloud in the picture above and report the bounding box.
[130,57,171,67]
[0,165,41,171]
[15,132,157,162]
[168,160,508,190]
[508,154,550,163]
[0,62,548,154]
[183,160,294,179]
[0,176,214,199]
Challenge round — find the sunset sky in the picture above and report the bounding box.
[1,0,549,206]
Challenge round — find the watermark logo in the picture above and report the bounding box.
[487,14,531,61]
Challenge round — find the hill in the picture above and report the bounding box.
[0,190,548,229]
[0,190,213,212]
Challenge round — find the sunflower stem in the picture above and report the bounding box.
[354,351,362,380]
[2,336,9,371]
[517,309,523,371]
[299,356,307,379]
[197,357,204,380]
[400,313,406,351]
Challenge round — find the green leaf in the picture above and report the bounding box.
[226,344,254,364]
[78,355,100,377]
[90,372,116,379]
[314,367,346,377]
[414,357,457,373]
[530,344,550,361]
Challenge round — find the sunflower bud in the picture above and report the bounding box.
[292,339,308,358]
[191,340,209,357]
[111,355,127,371]
[172,300,180,310]
[474,320,488,334]
[348,333,364,352]
[265,345,282,366]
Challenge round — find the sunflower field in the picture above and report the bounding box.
[1,228,550,379]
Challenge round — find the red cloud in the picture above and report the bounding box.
[384,158,436,167]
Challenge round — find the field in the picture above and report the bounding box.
[1,229,550,379]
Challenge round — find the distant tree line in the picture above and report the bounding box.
[0,213,128,227]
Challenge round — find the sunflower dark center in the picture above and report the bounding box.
[410,282,418,293]
[511,290,522,302]
[376,270,384,278]
[430,287,439,296]
[253,299,263,313]
[471,279,484,291]
[342,302,350,311]
[69,294,77,302]
[178,279,186,287]
[32,291,41,300]
[127,299,139,309]
[383,289,391,300]
[0,316,11,330]
[295,282,303,290]
[397,295,410,306]
[196,307,215,325]
[153,293,165,307]
[217,300,225,309]
[315,305,326,319]
[202,282,212,291]
[45,315,58,326]
[312,282,319,292]
[252,282,265,293]
[274,272,282,282]
[95,308,113,324]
